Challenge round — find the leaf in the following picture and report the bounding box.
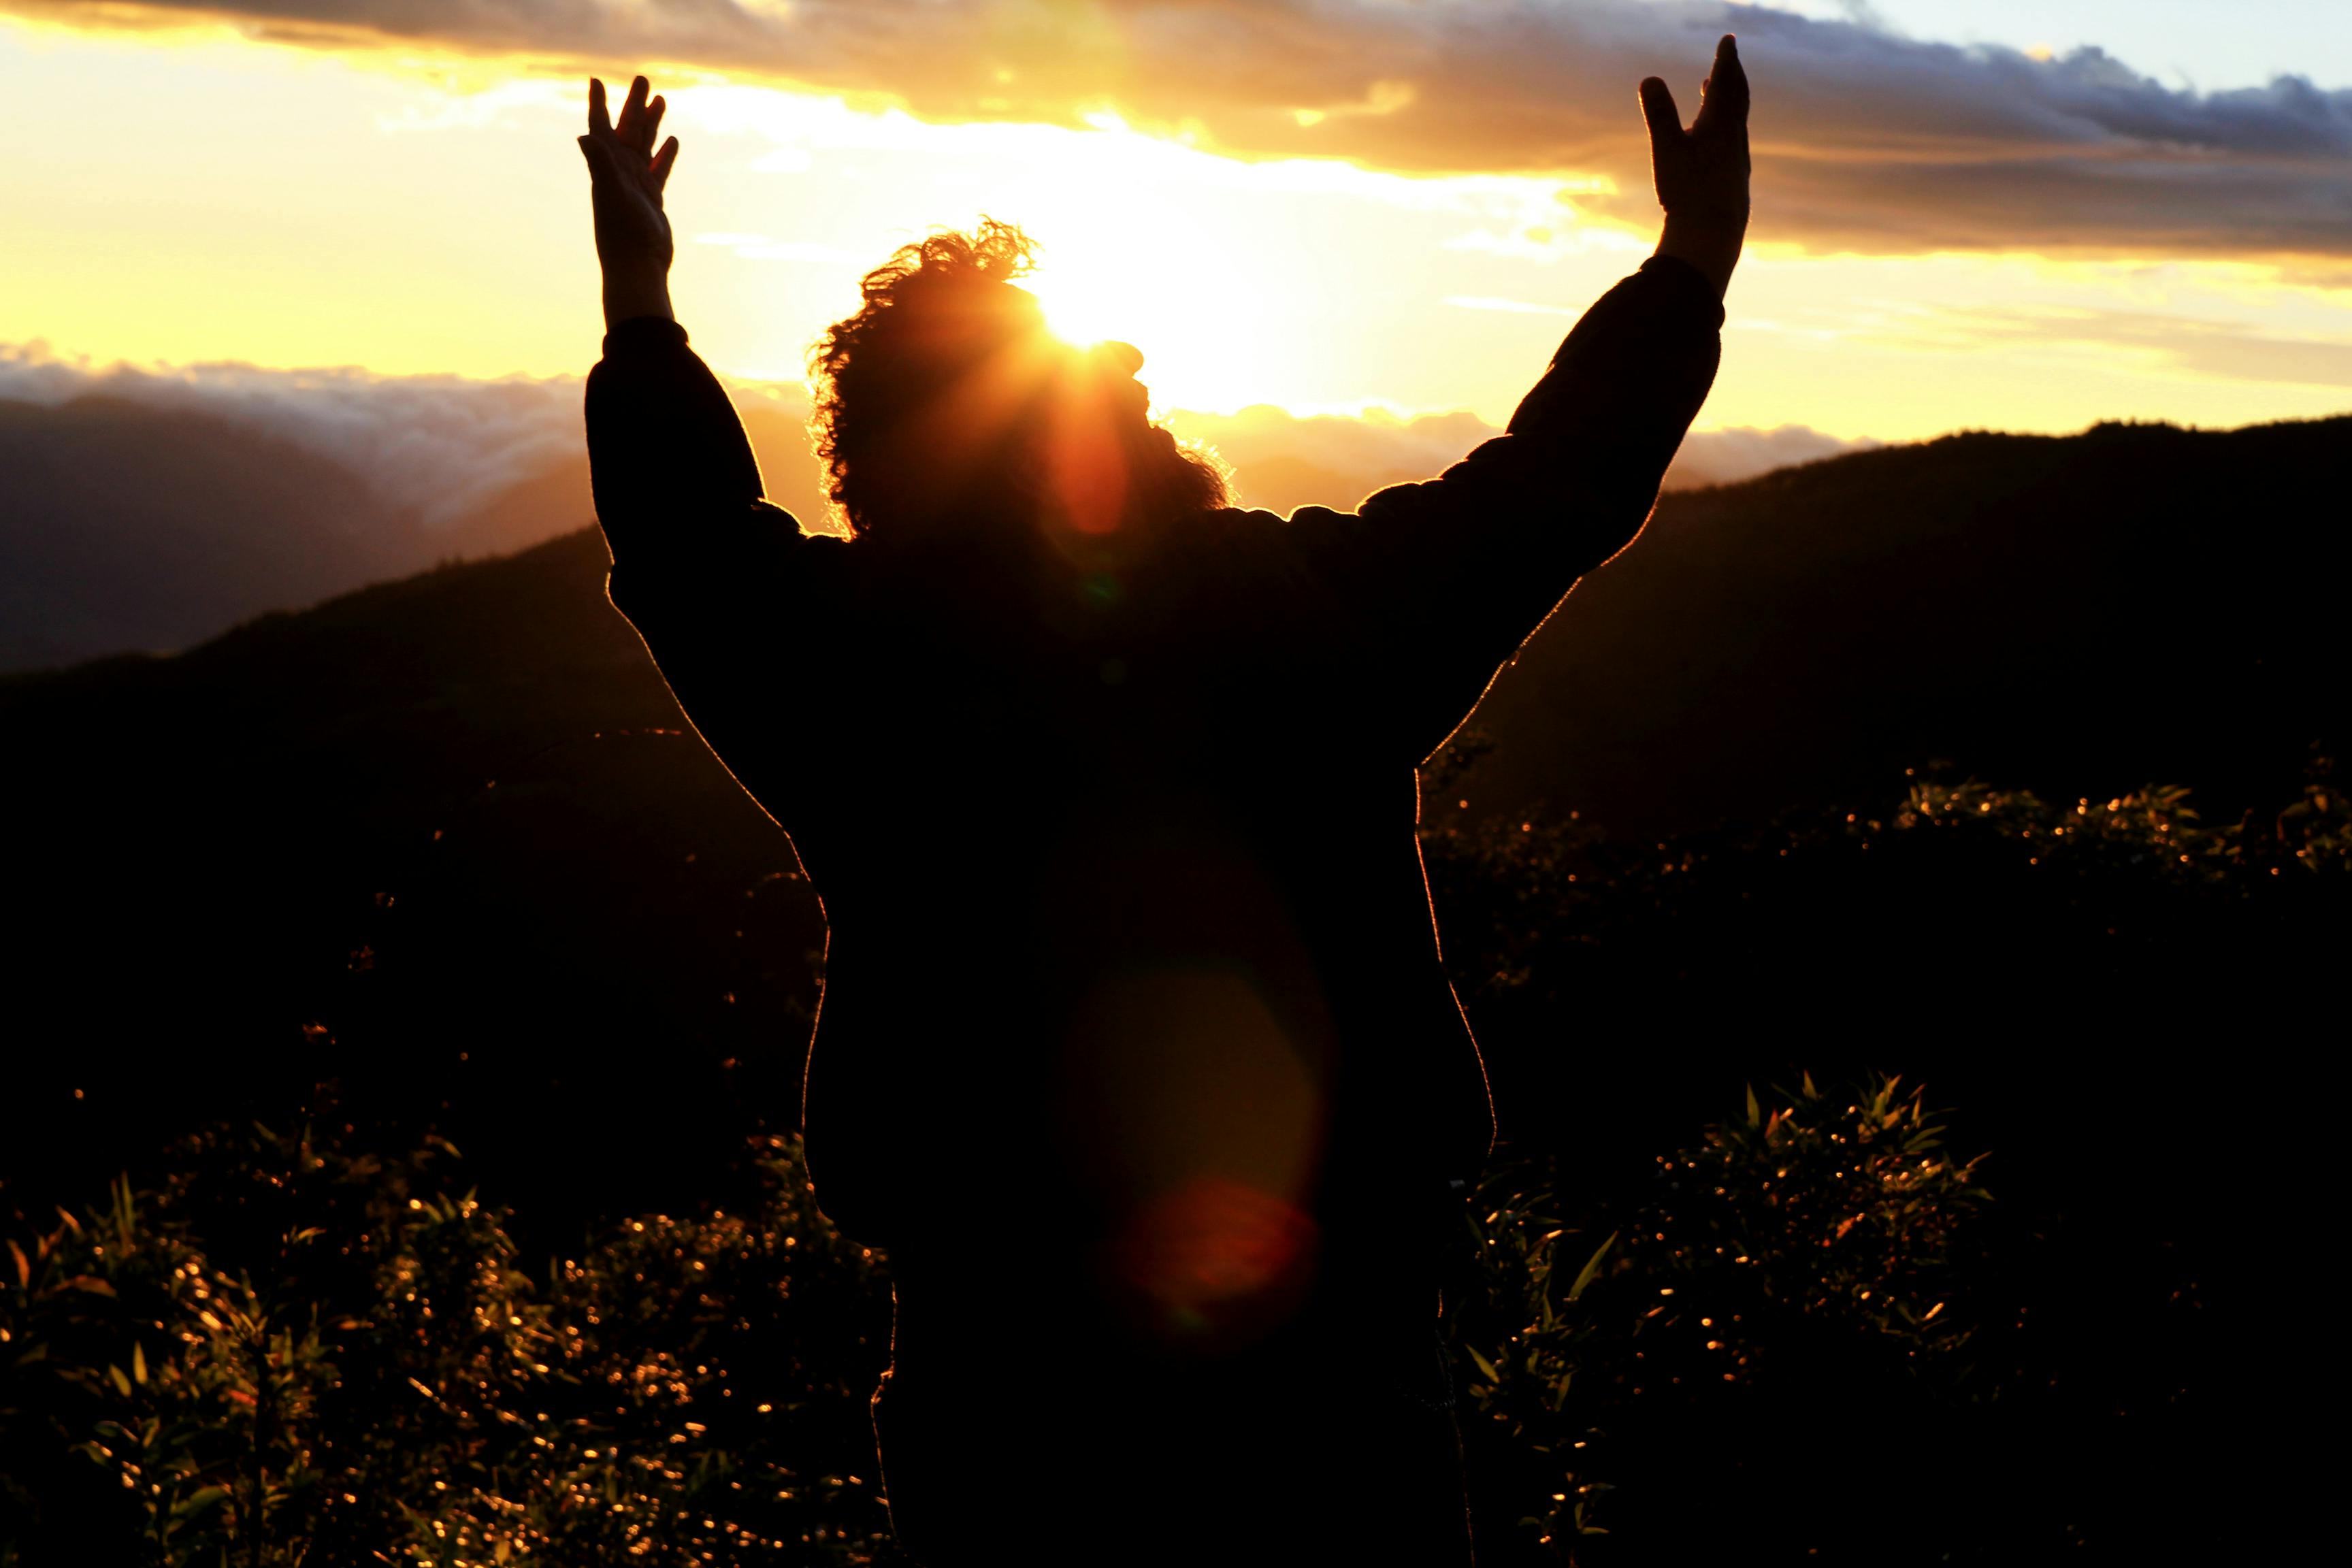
[6,1239,27,1290]
[1567,1232,1617,1302]
[1745,1084,1761,1128]
[107,1362,133,1397]
[171,1486,229,1520]
[1800,1069,1819,1100]
[1467,1345,1501,1384]
[131,1341,147,1386]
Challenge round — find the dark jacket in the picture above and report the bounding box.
[585,256,1722,1255]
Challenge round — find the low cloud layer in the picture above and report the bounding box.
[1,343,1868,548]
[18,0,2351,260]
[0,343,590,527]
[1171,404,1869,510]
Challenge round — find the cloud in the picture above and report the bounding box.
[14,0,2351,260]
[1660,421,1877,487]
[1167,402,1872,511]
[0,342,595,526]
[1168,405,1507,514]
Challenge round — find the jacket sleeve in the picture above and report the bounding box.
[584,316,830,803]
[1282,255,1725,762]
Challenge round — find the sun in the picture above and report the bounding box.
[985,216,1281,412]
[1021,265,1137,353]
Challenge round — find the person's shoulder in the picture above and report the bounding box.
[1179,504,1365,596]
[750,502,853,561]
[1190,502,1306,559]
[657,503,860,615]
[1199,502,1283,534]
[1197,501,1362,540]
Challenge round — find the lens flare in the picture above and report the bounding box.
[1112,1175,1319,1337]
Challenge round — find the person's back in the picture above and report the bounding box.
[577,40,1749,1565]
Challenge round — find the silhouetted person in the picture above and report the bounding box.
[578,40,1748,1565]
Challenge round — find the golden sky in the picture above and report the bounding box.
[5,3,2350,444]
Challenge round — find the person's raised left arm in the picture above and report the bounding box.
[1644,36,1750,301]
[1282,37,1748,757]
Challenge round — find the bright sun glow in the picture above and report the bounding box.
[1024,270,1137,353]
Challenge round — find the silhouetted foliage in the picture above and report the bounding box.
[1413,761,2348,1565]
[1452,1075,1990,1559]
[3,751,2337,1561]
[3,1077,2014,1567]
[0,1124,896,1565]
[1422,751,2349,1173]
[3,417,2345,1562]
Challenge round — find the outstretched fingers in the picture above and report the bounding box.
[615,76,649,147]
[1693,35,1748,137]
[578,82,617,184]
[585,71,678,201]
[1639,75,1684,145]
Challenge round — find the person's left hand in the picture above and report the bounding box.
[1641,35,1751,297]
[581,75,680,325]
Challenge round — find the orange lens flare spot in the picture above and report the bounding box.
[1046,361,1134,535]
[1111,1176,1318,1343]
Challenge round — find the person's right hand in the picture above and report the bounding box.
[580,75,681,327]
[1639,35,1751,298]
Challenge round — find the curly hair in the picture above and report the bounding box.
[807,219,1228,538]
[808,219,1047,536]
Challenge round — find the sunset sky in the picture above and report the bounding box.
[5,0,2349,445]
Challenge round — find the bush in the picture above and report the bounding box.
[9,763,2335,1565]
[1450,1075,1989,1561]
[0,1124,898,1566]
[1424,762,2352,1028]
[1412,760,2352,1565]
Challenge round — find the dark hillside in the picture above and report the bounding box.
[0,397,406,668]
[1,413,2342,1231]
[0,530,826,1228]
[1452,414,2351,836]
[0,393,830,670]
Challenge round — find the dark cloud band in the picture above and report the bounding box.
[17,0,2351,258]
